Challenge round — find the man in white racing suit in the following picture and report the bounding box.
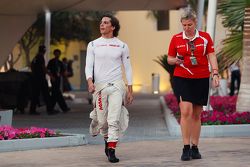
[85,14,133,163]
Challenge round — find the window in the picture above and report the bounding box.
[157,10,169,31]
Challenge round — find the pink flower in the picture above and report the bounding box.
[0,125,60,140]
[40,133,45,138]
[0,134,4,140]
[164,93,250,125]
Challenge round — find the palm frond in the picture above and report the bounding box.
[153,54,175,76]
[216,0,250,71]
[218,0,248,29]
[217,30,243,72]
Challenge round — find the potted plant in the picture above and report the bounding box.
[154,54,175,91]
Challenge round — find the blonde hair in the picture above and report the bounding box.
[180,10,197,22]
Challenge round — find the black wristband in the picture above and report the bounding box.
[213,73,219,77]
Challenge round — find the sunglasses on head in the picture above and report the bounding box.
[188,41,196,52]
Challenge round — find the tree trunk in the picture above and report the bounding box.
[236,7,250,112]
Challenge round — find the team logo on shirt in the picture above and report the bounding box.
[196,44,204,47]
[97,44,107,47]
[177,45,186,48]
[109,44,120,47]
[96,44,121,48]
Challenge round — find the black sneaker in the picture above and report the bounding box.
[181,148,191,161]
[104,140,108,157]
[47,109,60,115]
[108,148,119,163]
[191,146,202,159]
[63,107,70,113]
[29,111,40,115]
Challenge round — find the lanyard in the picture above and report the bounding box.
[188,40,196,57]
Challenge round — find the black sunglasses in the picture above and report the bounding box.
[188,41,196,52]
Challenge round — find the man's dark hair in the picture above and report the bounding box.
[53,49,61,56]
[38,45,46,53]
[101,14,120,37]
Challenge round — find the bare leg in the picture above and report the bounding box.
[180,101,193,145]
[191,104,202,146]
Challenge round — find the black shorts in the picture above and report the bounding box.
[173,76,209,105]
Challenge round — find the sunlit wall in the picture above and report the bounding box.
[116,10,182,93]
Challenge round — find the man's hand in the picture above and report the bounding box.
[126,92,133,105]
[126,85,133,105]
[87,78,95,93]
[50,75,55,82]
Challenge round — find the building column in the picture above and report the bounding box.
[45,9,51,64]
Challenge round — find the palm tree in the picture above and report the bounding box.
[218,0,250,112]
[236,7,250,112]
[154,55,175,90]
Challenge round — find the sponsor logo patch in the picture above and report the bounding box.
[98,93,103,110]
[109,44,120,47]
[177,45,186,48]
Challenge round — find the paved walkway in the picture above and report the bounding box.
[12,92,171,144]
[1,92,250,166]
[0,138,249,167]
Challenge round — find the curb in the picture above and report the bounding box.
[160,96,250,137]
[0,133,87,152]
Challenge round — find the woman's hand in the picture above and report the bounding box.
[175,57,184,65]
[168,55,184,65]
[212,75,220,88]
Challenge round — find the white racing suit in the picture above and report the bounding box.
[89,80,129,142]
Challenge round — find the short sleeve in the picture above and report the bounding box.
[206,33,215,54]
[168,36,177,57]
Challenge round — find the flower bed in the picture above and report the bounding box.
[164,94,250,125]
[0,126,60,140]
